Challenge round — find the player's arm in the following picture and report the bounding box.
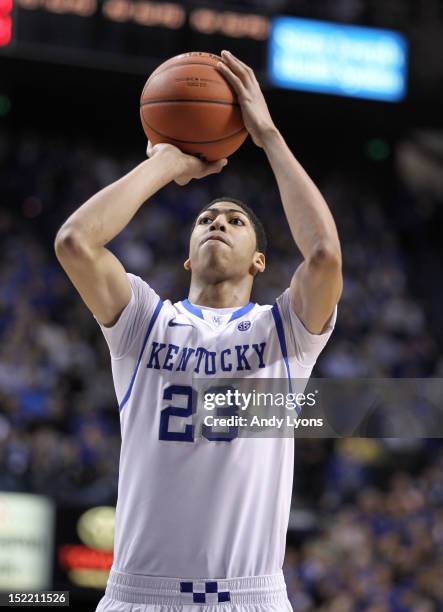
[54,143,228,326]
[217,51,342,334]
[261,130,342,333]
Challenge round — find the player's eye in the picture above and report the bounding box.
[230,217,244,225]
[199,216,212,224]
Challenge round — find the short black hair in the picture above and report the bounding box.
[192,196,267,254]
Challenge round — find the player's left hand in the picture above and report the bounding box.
[217,50,276,149]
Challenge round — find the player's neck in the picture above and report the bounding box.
[188,278,252,308]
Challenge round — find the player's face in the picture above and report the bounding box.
[186,202,264,282]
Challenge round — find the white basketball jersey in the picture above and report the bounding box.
[95,273,336,579]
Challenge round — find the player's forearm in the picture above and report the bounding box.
[57,150,178,248]
[262,128,341,263]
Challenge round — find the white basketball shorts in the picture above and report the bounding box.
[95,569,293,611]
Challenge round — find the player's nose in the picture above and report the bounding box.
[209,217,227,232]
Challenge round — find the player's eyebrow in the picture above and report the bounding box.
[200,208,249,219]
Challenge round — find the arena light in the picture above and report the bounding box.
[189,8,269,40]
[15,0,96,15]
[365,138,390,161]
[0,0,12,47]
[102,0,186,28]
[268,16,408,102]
[58,545,113,588]
[76,506,115,551]
[0,94,11,116]
[58,506,115,590]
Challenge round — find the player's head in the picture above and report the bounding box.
[184,197,267,283]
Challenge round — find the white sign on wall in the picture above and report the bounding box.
[0,492,55,590]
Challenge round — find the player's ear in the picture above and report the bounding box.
[184,258,191,271]
[250,252,265,276]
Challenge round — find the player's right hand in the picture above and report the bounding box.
[146,141,228,186]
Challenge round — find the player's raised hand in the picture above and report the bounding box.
[146,141,227,186]
[216,50,276,149]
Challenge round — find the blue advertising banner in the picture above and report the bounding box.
[268,16,408,102]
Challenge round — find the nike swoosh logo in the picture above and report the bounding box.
[168,320,194,328]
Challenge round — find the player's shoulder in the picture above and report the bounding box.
[126,272,170,307]
[124,272,179,321]
[252,302,274,316]
[252,288,290,314]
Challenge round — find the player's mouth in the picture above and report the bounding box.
[200,233,231,247]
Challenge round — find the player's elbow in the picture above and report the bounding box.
[54,225,91,261]
[307,241,342,272]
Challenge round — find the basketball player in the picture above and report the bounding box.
[55,50,342,611]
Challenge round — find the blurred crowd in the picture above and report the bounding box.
[0,129,442,607]
[284,443,443,611]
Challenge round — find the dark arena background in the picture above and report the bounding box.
[1,1,443,610]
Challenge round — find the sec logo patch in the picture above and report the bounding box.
[238,320,251,331]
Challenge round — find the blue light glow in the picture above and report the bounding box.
[268,17,408,102]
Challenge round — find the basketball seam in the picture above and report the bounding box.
[140,99,239,107]
[142,60,235,100]
[140,115,246,145]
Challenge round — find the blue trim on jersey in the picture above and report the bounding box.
[228,301,255,322]
[118,297,164,413]
[181,299,204,319]
[271,302,293,394]
[181,299,255,322]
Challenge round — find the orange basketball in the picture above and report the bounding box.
[140,52,248,162]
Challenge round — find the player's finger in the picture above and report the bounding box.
[205,158,228,176]
[221,50,255,82]
[221,50,248,68]
[146,140,154,157]
[216,61,246,96]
